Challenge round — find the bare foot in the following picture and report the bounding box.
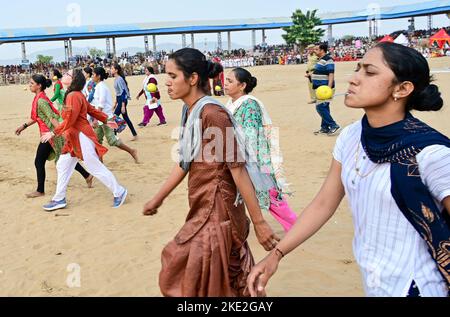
[131,149,140,164]
[85,175,94,188]
[131,136,138,142]
[26,191,45,199]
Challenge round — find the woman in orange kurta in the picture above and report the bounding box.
[143,48,280,297]
[15,74,93,199]
[41,69,128,212]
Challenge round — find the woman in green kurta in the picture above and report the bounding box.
[15,74,93,199]
[51,69,65,112]
[224,68,298,232]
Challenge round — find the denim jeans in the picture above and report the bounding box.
[115,96,138,137]
[315,101,339,131]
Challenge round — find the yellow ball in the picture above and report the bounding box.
[53,76,58,81]
[215,85,222,92]
[147,83,158,93]
[316,86,333,100]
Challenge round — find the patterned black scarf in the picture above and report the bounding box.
[361,112,450,295]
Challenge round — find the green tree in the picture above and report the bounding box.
[342,35,355,42]
[36,55,53,64]
[282,9,325,53]
[89,48,105,58]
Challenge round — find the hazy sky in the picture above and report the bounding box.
[0,0,448,62]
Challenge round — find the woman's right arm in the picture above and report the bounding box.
[15,120,36,135]
[143,164,188,216]
[247,158,345,297]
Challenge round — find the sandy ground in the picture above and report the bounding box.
[0,58,448,297]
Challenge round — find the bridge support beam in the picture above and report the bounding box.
[64,40,69,63]
[144,35,149,54]
[327,25,333,45]
[428,15,433,35]
[152,35,157,52]
[217,32,222,50]
[106,38,111,56]
[68,38,73,58]
[21,42,27,61]
[251,30,256,48]
[112,37,117,58]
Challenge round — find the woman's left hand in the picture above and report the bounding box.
[247,251,281,297]
[254,220,281,251]
[121,105,126,114]
[40,132,54,143]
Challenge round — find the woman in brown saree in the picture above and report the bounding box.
[143,48,280,297]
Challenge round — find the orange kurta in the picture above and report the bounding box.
[54,91,108,161]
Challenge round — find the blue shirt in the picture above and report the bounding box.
[311,54,335,89]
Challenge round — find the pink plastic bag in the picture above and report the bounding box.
[268,188,298,233]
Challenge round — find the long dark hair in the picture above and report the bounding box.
[146,66,155,74]
[53,69,63,79]
[63,69,86,105]
[376,42,443,112]
[83,66,93,78]
[32,74,52,91]
[112,62,129,90]
[93,66,109,81]
[169,48,223,94]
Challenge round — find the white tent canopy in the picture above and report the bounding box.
[394,33,409,46]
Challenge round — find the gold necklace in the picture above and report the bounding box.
[352,143,380,185]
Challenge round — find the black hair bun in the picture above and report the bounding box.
[207,61,223,79]
[412,84,443,112]
[247,76,258,93]
[46,78,53,89]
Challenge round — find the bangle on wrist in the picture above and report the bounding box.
[275,247,285,259]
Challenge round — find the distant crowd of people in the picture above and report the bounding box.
[1,27,449,86]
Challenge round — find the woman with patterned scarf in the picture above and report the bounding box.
[224,67,298,233]
[248,42,450,297]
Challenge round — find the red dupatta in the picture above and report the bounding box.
[31,91,60,135]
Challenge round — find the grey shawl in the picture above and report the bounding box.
[178,96,275,204]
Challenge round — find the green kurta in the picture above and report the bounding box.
[50,83,65,111]
[234,98,280,211]
[37,99,64,162]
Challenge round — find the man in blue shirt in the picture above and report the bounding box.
[311,43,341,136]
